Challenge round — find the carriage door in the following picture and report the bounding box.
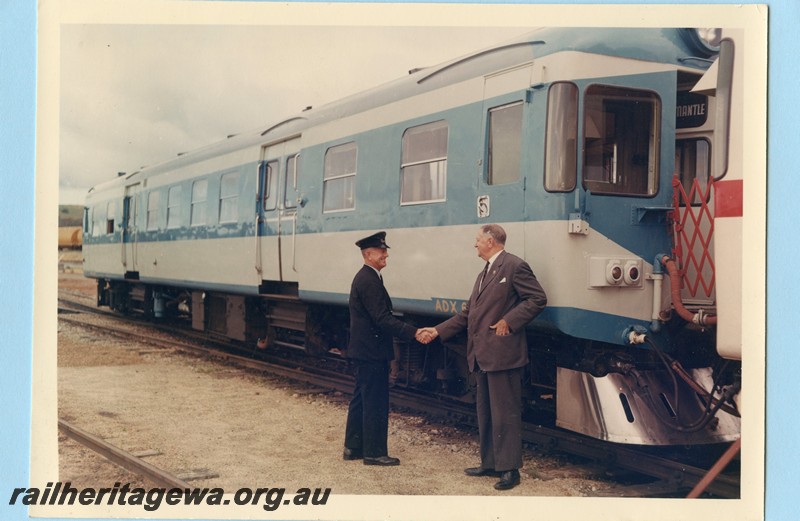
[121,183,140,275]
[477,64,533,222]
[257,137,301,283]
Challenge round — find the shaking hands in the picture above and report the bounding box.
[415,327,439,345]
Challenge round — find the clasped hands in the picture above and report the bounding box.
[415,327,438,344]
[416,320,510,345]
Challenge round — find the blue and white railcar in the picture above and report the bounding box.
[84,27,743,446]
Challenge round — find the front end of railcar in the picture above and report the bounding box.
[551,28,744,446]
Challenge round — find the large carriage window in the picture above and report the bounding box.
[284,154,300,209]
[219,172,240,223]
[401,120,447,204]
[488,104,522,185]
[167,185,182,229]
[544,82,578,192]
[191,179,207,226]
[323,142,357,212]
[676,138,711,206]
[583,86,660,196]
[146,191,160,231]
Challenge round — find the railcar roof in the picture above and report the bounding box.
[86,27,713,198]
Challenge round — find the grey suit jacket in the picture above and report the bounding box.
[436,250,547,372]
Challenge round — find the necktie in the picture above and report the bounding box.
[479,262,489,291]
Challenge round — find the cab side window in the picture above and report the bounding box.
[544,82,578,192]
[583,85,660,196]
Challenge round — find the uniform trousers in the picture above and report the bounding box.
[344,359,390,458]
[475,365,524,472]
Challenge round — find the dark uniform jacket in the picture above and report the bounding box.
[348,265,417,361]
[436,250,547,372]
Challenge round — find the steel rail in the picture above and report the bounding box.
[58,419,192,489]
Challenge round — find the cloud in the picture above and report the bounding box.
[58,24,519,204]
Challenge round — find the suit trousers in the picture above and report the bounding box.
[344,359,390,458]
[475,366,524,472]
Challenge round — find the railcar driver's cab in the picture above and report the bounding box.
[544,81,664,200]
[543,66,719,233]
[541,73,673,271]
[538,59,722,322]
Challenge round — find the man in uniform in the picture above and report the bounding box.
[343,231,424,466]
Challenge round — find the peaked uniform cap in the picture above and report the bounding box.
[356,231,390,250]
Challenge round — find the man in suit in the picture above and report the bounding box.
[420,224,547,490]
[343,231,425,466]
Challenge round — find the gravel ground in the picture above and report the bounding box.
[57,271,619,516]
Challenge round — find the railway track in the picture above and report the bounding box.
[57,296,740,498]
[58,419,193,489]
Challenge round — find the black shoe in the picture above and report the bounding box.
[363,456,400,466]
[494,470,521,490]
[464,467,501,477]
[343,448,363,460]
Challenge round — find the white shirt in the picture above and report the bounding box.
[485,250,503,272]
[480,250,503,290]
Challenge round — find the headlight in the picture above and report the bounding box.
[681,28,722,57]
[696,28,722,50]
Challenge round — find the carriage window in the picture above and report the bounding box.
[146,191,160,231]
[167,185,182,229]
[544,82,578,192]
[675,138,711,206]
[191,179,207,226]
[284,154,300,209]
[106,200,116,234]
[91,207,104,237]
[401,120,447,204]
[583,85,660,196]
[488,103,522,185]
[219,172,240,223]
[323,142,357,212]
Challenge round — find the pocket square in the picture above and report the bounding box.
[499,277,507,283]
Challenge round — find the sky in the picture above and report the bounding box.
[59,24,526,205]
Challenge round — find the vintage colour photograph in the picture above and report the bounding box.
[17,1,772,520]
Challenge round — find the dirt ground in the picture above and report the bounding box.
[57,270,611,500]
